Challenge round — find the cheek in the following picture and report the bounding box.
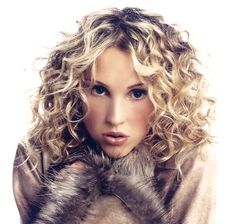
[131,101,153,132]
[84,98,105,129]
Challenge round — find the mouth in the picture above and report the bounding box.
[102,132,129,146]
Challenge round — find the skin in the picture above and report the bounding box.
[83,47,153,158]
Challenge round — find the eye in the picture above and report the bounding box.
[130,89,147,100]
[91,85,107,96]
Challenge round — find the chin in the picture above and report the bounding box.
[102,147,133,159]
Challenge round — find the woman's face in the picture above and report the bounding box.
[83,47,153,158]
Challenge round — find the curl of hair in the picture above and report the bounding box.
[24,7,215,166]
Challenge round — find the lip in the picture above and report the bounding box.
[102,131,129,146]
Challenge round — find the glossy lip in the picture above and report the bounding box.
[102,131,129,146]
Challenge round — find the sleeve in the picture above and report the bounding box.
[169,145,217,224]
[12,144,50,224]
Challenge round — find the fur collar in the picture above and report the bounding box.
[29,144,171,224]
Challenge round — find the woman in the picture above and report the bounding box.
[13,7,216,224]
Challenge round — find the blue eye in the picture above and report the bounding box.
[130,89,147,99]
[91,85,107,96]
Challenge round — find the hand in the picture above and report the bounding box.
[70,161,85,169]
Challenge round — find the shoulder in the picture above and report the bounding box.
[13,144,52,223]
[14,143,51,176]
[167,143,217,224]
[155,143,217,206]
[158,143,217,181]
[180,143,217,180]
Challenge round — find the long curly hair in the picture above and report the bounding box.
[24,7,215,166]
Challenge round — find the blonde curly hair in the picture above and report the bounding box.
[24,7,215,166]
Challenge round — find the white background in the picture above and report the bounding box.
[0,0,235,223]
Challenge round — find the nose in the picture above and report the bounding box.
[105,98,125,126]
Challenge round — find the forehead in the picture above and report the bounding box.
[93,47,142,84]
[96,47,133,74]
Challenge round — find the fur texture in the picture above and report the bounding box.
[30,146,170,224]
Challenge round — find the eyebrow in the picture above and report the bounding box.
[94,80,145,89]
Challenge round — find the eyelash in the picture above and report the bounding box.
[130,89,147,100]
[91,85,107,96]
[91,85,147,100]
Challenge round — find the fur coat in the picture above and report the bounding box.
[28,145,170,224]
